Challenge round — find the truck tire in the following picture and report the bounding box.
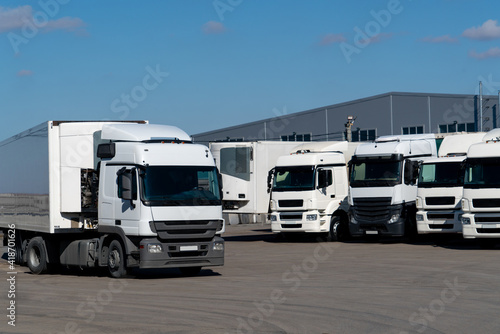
[26,237,48,275]
[179,266,202,276]
[107,240,127,278]
[330,216,350,242]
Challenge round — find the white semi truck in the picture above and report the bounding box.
[416,133,484,234]
[268,142,358,240]
[0,121,224,278]
[461,129,500,243]
[348,134,437,238]
[210,141,303,224]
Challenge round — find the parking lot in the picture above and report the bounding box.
[1,224,500,334]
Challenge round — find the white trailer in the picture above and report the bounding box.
[0,121,224,277]
[461,129,500,243]
[416,133,484,234]
[268,142,358,240]
[209,141,303,224]
[349,134,437,238]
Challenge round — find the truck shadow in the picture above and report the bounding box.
[345,234,500,250]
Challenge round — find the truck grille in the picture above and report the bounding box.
[427,213,454,219]
[429,224,454,229]
[473,199,500,208]
[151,220,218,241]
[353,197,392,222]
[475,217,500,223]
[426,197,455,205]
[477,228,500,233]
[279,200,303,208]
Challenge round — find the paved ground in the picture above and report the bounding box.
[1,225,500,334]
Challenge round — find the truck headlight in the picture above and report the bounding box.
[306,214,317,221]
[350,216,358,224]
[388,213,400,224]
[270,215,277,222]
[461,217,471,225]
[148,244,163,253]
[213,242,224,251]
[416,214,424,222]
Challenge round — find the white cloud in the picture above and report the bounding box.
[17,69,33,76]
[469,47,500,59]
[463,19,500,40]
[202,21,226,34]
[0,6,86,34]
[0,6,31,33]
[420,35,458,43]
[319,33,346,46]
[359,32,393,45]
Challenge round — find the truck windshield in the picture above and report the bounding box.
[350,158,402,187]
[141,166,221,206]
[418,162,464,188]
[464,158,500,188]
[273,166,315,192]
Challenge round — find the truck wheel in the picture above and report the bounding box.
[26,237,48,275]
[179,266,202,276]
[330,216,349,242]
[108,240,127,278]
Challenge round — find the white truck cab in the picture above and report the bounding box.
[269,142,357,240]
[349,134,437,237]
[461,129,500,241]
[416,133,484,234]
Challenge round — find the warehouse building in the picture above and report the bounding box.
[193,92,499,144]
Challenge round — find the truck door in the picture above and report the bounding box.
[317,167,335,209]
[114,167,141,235]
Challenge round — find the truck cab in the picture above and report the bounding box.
[269,142,355,240]
[461,129,500,242]
[349,134,437,237]
[416,133,484,234]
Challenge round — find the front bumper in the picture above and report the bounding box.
[270,211,329,233]
[462,214,500,239]
[138,236,224,269]
[416,210,462,234]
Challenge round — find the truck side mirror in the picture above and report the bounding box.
[404,160,419,185]
[267,168,275,193]
[217,170,224,200]
[404,159,412,185]
[117,168,136,207]
[317,169,333,189]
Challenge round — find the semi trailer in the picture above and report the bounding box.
[0,121,224,278]
[209,141,304,224]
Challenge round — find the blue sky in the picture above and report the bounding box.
[1,0,500,139]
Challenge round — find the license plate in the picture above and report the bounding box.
[366,230,378,235]
[180,245,198,251]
